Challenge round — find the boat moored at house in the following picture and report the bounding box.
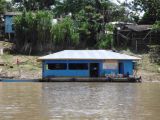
[38,50,141,81]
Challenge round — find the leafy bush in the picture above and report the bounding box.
[98,34,112,49]
[152,21,160,31]
[14,11,79,54]
[14,11,52,54]
[51,17,79,49]
[97,24,114,49]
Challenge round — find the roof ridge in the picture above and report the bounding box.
[38,50,141,61]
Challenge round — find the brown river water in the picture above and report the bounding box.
[0,82,160,120]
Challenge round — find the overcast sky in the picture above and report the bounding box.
[112,0,132,4]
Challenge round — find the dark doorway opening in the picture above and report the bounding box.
[119,62,124,74]
[90,63,99,77]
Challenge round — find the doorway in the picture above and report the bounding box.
[90,63,99,77]
[119,62,124,74]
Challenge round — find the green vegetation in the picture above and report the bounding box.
[131,0,160,24]
[0,0,6,14]
[14,1,123,54]
[97,24,114,49]
[2,0,160,54]
[12,0,56,11]
[51,17,79,50]
[9,0,134,54]
[152,21,160,31]
[75,5,105,48]
[14,11,53,54]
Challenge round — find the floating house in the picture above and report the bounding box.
[38,50,140,79]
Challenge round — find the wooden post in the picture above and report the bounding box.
[17,58,21,78]
[131,32,134,50]
[42,61,45,79]
[8,33,11,41]
[136,39,138,52]
[150,31,151,44]
[18,64,21,78]
[117,30,119,46]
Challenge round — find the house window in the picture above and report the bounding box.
[69,63,88,70]
[47,63,67,70]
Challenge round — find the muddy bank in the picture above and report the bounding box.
[138,70,160,82]
[0,54,159,82]
[0,54,41,80]
[1,70,159,82]
[0,41,159,82]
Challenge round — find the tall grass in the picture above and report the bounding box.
[51,17,79,50]
[14,11,53,54]
[14,12,79,54]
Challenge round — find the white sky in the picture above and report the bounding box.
[112,0,132,4]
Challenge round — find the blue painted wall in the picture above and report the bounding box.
[42,59,134,78]
[119,60,133,75]
[102,69,119,76]
[5,16,14,33]
[43,60,102,78]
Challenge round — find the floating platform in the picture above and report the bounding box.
[40,77,142,82]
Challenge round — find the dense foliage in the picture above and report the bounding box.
[0,0,6,14]
[131,0,160,24]
[75,5,104,48]
[14,11,53,54]
[14,11,80,54]
[12,0,56,11]
[11,0,160,54]
[152,21,160,31]
[13,0,124,53]
[51,17,79,50]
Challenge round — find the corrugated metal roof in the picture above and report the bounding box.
[38,50,141,60]
[125,25,152,32]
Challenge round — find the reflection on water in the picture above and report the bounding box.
[0,82,160,120]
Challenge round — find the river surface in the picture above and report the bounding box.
[0,82,160,120]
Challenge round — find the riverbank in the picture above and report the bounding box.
[121,50,160,82]
[1,53,160,82]
[0,53,42,80]
[0,41,160,82]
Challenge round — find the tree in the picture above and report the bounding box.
[12,0,56,11]
[97,23,114,49]
[51,17,79,50]
[54,0,126,21]
[14,11,80,53]
[153,21,160,30]
[14,11,53,54]
[53,0,95,16]
[0,0,6,28]
[12,0,133,52]
[75,5,104,48]
[0,0,6,14]
[131,0,160,24]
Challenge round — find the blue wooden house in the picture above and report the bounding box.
[38,50,140,79]
[4,12,21,33]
